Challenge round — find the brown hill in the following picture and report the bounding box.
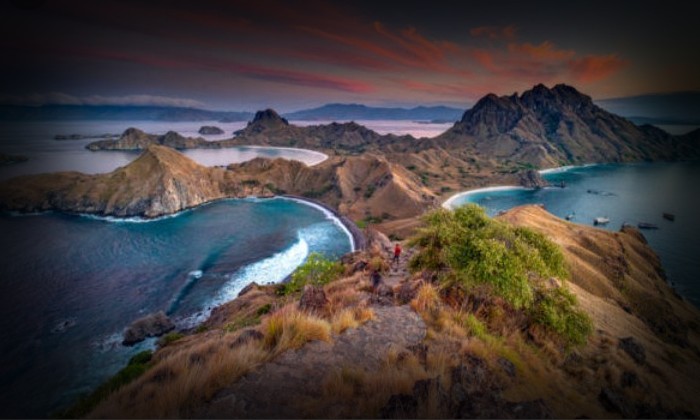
[0,146,435,221]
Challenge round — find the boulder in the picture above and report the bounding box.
[122,311,175,346]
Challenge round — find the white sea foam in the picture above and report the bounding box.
[538,163,599,175]
[442,186,527,209]
[278,196,356,251]
[235,145,328,166]
[177,235,310,328]
[76,209,191,223]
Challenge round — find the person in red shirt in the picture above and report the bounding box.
[393,243,402,265]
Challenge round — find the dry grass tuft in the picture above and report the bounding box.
[411,283,440,315]
[263,305,331,353]
[331,307,375,334]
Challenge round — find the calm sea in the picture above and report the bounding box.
[447,162,700,307]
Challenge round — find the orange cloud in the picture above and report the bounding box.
[568,54,628,82]
[470,25,517,40]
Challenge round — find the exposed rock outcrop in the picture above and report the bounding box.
[517,169,548,188]
[122,311,175,346]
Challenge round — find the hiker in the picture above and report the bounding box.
[370,269,382,291]
[393,243,402,265]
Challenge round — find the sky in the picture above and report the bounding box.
[1,0,699,112]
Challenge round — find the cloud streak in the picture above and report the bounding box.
[0,92,207,107]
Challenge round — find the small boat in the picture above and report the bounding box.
[663,213,675,221]
[594,217,610,225]
[565,212,575,221]
[638,222,659,230]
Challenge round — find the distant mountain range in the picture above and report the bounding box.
[0,105,253,122]
[2,90,699,126]
[282,103,464,122]
[596,91,700,125]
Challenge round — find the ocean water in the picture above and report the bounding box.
[0,197,352,418]
[446,162,700,307]
[0,121,326,180]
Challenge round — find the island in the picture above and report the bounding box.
[3,84,700,419]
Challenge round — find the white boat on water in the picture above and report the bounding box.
[594,217,610,225]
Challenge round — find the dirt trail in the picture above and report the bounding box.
[198,304,426,418]
[383,246,413,288]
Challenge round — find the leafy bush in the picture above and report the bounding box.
[409,204,566,308]
[158,332,184,346]
[532,287,593,346]
[282,253,343,295]
[256,303,273,316]
[409,204,590,346]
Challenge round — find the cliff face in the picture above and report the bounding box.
[0,146,435,221]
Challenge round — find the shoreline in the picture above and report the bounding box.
[280,195,365,251]
[226,145,328,166]
[442,163,600,210]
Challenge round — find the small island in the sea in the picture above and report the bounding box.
[2,1,700,419]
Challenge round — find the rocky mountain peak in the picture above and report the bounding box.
[520,83,593,111]
[120,127,148,139]
[251,109,289,126]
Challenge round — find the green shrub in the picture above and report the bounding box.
[158,332,184,346]
[256,303,273,316]
[364,184,376,199]
[282,253,343,295]
[532,287,593,347]
[409,204,590,346]
[57,350,153,418]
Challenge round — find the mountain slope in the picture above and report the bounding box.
[438,84,698,167]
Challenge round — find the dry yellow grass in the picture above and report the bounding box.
[262,305,331,353]
[410,282,440,314]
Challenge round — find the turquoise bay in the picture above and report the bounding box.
[0,198,352,417]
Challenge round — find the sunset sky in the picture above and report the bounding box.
[2,0,699,112]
